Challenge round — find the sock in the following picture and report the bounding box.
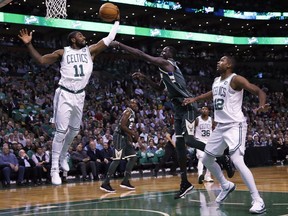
[51,130,66,171]
[60,127,79,160]
[231,150,261,200]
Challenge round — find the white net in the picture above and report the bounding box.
[46,0,67,19]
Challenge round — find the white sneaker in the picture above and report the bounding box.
[204,177,214,182]
[249,198,266,214]
[215,181,236,203]
[60,157,70,172]
[51,171,62,185]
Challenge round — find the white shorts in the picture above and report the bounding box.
[51,87,85,132]
[204,121,247,157]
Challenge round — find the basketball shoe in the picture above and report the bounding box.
[198,174,204,184]
[120,180,135,190]
[223,155,235,178]
[100,183,116,193]
[51,170,62,185]
[215,181,236,203]
[174,181,194,199]
[249,198,266,214]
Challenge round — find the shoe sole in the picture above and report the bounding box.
[52,182,62,186]
[216,184,236,203]
[100,186,116,193]
[249,205,266,214]
[51,176,62,185]
[120,184,135,190]
[249,208,266,214]
[175,185,194,199]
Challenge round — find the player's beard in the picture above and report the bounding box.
[76,41,86,48]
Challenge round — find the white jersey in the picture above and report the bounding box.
[58,46,93,92]
[212,73,245,123]
[195,116,213,143]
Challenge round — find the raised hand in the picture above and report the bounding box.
[109,40,119,48]
[18,29,33,45]
[182,97,196,106]
[132,71,145,80]
[253,103,270,114]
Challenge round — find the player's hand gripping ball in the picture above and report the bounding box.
[99,3,119,22]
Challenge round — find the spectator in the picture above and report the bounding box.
[31,146,51,184]
[86,140,103,180]
[100,142,114,177]
[17,149,35,185]
[0,143,25,187]
[70,143,97,181]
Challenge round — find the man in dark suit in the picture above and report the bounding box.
[17,149,36,185]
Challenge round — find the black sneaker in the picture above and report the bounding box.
[198,174,204,184]
[120,181,135,190]
[100,183,116,193]
[223,155,235,178]
[174,181,194,199]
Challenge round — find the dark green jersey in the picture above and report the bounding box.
[114,107,135,135]
[159,59,192,100]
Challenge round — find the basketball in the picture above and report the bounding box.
[99,3,119,22]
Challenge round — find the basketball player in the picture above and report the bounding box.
[183,55,269,214]
[194,106,214,184]
[110,42,234,199]
[18,15,120,185]
[100,99,139,193]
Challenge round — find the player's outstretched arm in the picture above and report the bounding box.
[18,29,62,65]
[113,41,169,69]
[232,75,269,113]
[90,17,120,57]
[182,91,213,106]
[132,72,165,91]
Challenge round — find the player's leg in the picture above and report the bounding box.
[119,136,137,189]
[50,89,71,185]
[59,93,84,172]
[174,118,194,199]
[202,124,235,203]
[100,159,120,192]
[100,133,125,193]
[196,150,205,184]
[228,122,266,214]
[154,146,171,177]
[59,126,79,172]
[120,156,137,190]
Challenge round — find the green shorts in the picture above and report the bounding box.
[112,133,136,160]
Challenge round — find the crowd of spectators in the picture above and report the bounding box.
[0,45,287,188]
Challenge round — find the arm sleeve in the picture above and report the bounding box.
[102,21,120,46]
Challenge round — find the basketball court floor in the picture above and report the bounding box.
[0,165,287,216]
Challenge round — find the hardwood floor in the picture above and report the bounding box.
[0,165,287,215]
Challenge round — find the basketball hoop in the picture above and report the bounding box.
[45,0,67,19]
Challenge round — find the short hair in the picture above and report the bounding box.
[67,31,79,46]
[167,46,177,58]
[225,55,236,69]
